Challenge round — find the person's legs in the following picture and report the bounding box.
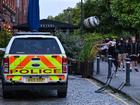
[118,54,122,71]
[134,56,139,72]
[113,55,119,72]
[122,53,126,71]
[118,54,125,71]
[131,61,134,71]
[130,55,139,72]
[129,55,133,72]
[112,55,119,77]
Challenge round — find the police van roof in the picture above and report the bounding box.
[14,32,51,36]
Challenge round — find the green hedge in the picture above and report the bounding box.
[79,33,118,62]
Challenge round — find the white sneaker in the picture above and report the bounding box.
[115,72,118,77]
[134,67,139,72]
[130,67,132,72]
[123,68,125,71]
[118,67,121,71]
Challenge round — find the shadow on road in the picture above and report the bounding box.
[0,89,66,100]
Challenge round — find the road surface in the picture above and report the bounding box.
[0,76,136,105]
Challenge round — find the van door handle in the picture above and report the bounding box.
[32,64,40,67]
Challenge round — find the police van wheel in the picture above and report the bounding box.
[57,88,67,98]
[3,87,10,98]
[2,84,10,99]
[2,80,10,98]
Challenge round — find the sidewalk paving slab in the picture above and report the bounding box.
[93,61,140,104]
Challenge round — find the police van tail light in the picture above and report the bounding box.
[4,57,9,73]
[62,57,68,73]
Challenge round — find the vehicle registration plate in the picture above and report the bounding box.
[26,77,45,83]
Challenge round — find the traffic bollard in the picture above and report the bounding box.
[108,55,112,78]
[125,58,131,86]
[92,60,95,73]
[96,55,100,74]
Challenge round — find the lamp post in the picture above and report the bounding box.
[80,0,84,36]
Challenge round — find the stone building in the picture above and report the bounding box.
[0,0,28,31]
[0,0,17,30]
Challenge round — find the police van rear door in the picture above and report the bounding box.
[8,37,64,78]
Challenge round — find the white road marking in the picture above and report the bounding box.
[86,79,129,105]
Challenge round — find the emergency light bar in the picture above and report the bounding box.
[14,32,51,36]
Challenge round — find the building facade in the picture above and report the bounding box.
[0,0,29,31]
[0,0,17,30]
[17,0,28,24]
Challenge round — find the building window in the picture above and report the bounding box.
[11,15,16,23]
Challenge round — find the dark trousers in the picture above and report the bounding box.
[111,54,119,71]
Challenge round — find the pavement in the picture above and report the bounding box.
[93,60,140,104]
[0,76,130,105]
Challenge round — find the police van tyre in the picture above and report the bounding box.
[2,86,10,98]
[57,87,67,98]
[57,82,68,98]
[2,80,11,98]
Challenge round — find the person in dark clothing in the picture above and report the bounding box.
[130,37,139,72]
[124,38,131,56]
[137,40,140,63]
[99,39,119,72]
[107,39,119,72]
[117,38,126,71]
[100,39,109,61]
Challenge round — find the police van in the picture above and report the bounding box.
[1,32,68,98]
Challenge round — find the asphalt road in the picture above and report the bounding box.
[0,76,136,105]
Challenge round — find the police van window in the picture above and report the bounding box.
[9,38,61,54]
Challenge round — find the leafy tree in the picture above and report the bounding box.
[71,7,81,25]
[47,16,55,20]
[55,12,67,23]
[110,0,140,35]
[53,0,140,61]
[0,30,11,47]
[84,0,118,34]
[55,31,83,60]
[54,3,81,26]
[79,33,118,61]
